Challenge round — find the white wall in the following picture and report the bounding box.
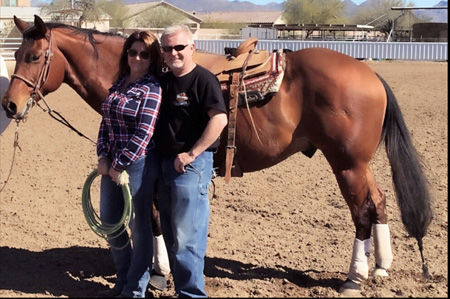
[241,27,278,40]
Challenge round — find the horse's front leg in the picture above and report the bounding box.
[334,166,393,296]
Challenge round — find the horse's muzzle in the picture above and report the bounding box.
[2,99,29,120]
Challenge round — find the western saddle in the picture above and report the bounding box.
[193,37,286,183]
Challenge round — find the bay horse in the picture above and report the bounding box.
[1,15,171,287]
[2,15,433,295]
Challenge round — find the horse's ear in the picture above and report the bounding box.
[34,15,47,35]
[13,15,29,34]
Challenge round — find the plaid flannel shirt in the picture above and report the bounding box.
[97,73,161,172]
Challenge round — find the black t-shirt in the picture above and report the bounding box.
[155,65,228,157]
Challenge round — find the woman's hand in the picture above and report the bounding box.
[97,157,110,175]
[109,167,121,185]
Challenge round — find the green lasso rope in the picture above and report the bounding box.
[82,169,133,241]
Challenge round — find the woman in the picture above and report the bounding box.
[96,30,163,298]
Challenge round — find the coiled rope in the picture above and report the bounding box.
[82,170,134,247]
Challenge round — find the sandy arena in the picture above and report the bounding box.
[0,60,447,297]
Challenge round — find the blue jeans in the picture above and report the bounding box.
[158,151,214,298]
[100,149,159,298]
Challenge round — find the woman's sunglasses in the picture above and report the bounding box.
[127,49,150,60]
[161,44,189,53]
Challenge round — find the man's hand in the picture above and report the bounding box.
[174,152,195,173]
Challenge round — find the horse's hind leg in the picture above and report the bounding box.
[149,184,171,290]
[331,163,393,295]
[151,199,170,275]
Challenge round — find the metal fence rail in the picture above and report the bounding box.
[195,40,448,61]
[1,38,448,61]
[0,38,22,60]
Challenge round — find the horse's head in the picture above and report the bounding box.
[2,15,65,120]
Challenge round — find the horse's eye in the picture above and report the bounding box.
[31,54,40,62]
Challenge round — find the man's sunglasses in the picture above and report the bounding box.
[161,44,189,53]
[127,49,150,60]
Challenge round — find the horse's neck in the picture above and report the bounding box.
[55,30,124,113]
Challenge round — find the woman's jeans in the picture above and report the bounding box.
[100,149,159,298]
[158,151,214,298]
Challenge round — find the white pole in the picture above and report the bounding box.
[71,0,74,26]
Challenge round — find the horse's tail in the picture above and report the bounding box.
[378,74,433,275]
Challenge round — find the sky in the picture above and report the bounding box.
[236,0,444,7]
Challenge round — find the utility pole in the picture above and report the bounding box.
[71,0,74,26]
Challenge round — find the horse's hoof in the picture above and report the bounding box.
[371,267,389,277]
[339,279,362,297]
[149,272,167,291]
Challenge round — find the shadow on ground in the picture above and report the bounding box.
[0,246,115,297]
[204,256,345,292]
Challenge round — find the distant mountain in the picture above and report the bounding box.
[29,0,447,22]
[415,1,448,23]
[342,0,359,18]
[30,0,48,6]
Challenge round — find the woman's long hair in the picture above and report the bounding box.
[119,31,164,78]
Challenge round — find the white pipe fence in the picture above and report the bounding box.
[0,38,22,60]
[1,38,447,61]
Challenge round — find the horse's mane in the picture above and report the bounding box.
[22,22,125,55]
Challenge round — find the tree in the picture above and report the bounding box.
[351,0,409,25]
[98,0,129,28]
[282,0,346,38]
[283,0,346,24]
[350,0,430,40]
[133,6,188,29]
[41,0,112,27]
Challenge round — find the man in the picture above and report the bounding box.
[155,25,228,297]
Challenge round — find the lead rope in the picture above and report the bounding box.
[0,120,22,193]
[0,103,95,194]
[35,97,96,145]
[9,74,96,146]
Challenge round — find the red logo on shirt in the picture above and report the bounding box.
[175,92,189,106]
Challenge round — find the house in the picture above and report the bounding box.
[1,0,48,37]
[118,1,202,38]
[1,0,110,38]
[196,10,285,26]
[1,6,50,37]
[195,10,284,39]
[0,0,30,7]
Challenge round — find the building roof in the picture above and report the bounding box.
[196,11,284,24]
[249,23,375,31]
[125,0,202,23]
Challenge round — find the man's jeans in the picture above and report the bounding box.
[158,151,214,298]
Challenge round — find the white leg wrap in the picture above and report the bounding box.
[347,238,371,283]
[372,223,393,270]
[153,235,171,275]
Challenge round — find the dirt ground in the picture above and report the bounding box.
[0,60,447,298]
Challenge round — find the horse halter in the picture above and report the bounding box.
[10,30,54,119]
